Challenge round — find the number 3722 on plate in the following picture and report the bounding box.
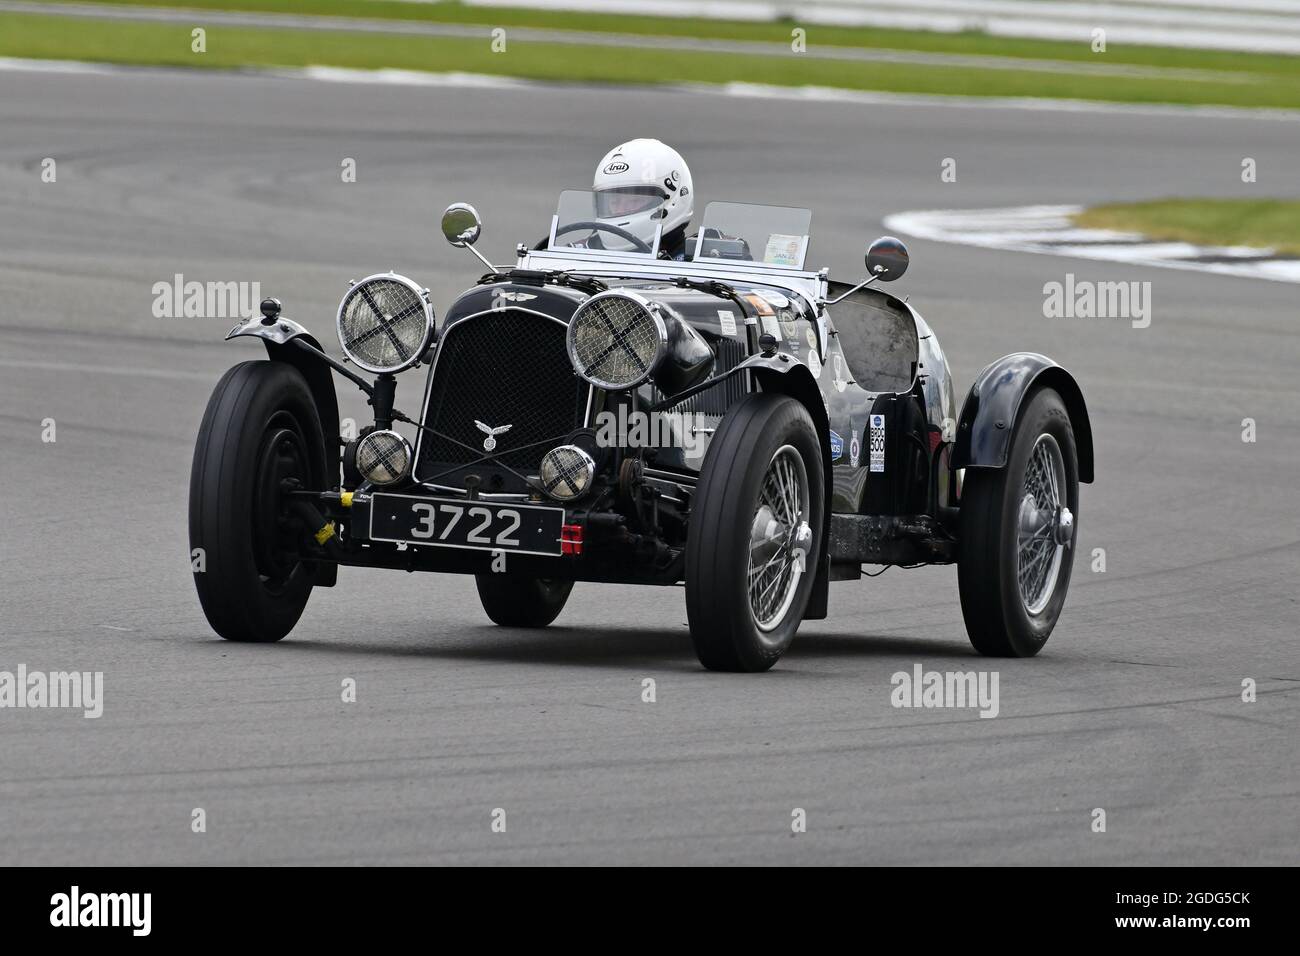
[368,493,565,556]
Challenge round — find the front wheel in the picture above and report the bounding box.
[958,387,1080,656]
[189,361,330,642]
[686,394,825,672]
[475,574,573,627]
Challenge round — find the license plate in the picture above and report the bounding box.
[368,493,564,556]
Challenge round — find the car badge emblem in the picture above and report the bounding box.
[498,291,537,302]
[475,420,512,452]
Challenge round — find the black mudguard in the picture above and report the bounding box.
[952,352,1094,483]
[228,317,341,586]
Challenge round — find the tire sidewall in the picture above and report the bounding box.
[688,394,825,671]
[190,361,328,640]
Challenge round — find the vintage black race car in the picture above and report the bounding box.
[190,191,1093,671]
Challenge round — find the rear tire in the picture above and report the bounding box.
[686,393,825,672]
[475,575,573,627]
[958,388,1079,657]
[189,361,329,642]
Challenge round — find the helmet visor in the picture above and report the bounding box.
[595,186,667,219]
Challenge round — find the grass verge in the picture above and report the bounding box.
[36,0,1300,76]
[2,9,1300,110]
[1074,199,1300,254]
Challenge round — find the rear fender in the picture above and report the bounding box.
[952,352,1093,483]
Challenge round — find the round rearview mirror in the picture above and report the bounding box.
[866,236,909,281]
[441,203,482,247]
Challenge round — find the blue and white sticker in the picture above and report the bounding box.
[829,429,843,460]
[849,430,861,468]
[869,414,886,473]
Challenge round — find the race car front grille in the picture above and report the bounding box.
[416,310,586,487]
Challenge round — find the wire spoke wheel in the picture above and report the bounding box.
[958,388,1080,658]
[747,444,811,632]
[687,394,823,671]
[1016,433,1068,615]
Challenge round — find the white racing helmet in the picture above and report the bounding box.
[592,139,693,249]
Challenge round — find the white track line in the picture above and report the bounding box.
[884,204,1300,283]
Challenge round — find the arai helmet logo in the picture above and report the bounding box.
[474,420,512,452]
[604,161,629,174]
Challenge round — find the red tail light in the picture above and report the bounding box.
[560,523,584,556]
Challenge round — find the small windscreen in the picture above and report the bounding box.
[692,201,812,269]
[548,189,662,256]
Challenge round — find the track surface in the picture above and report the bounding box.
[0,66,1296,865]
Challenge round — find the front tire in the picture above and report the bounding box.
[475,575,573,627]
[189,361,329,642]
[958,387,1079,657]
[686,394,825,672]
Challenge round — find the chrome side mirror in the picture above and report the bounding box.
[824,236,911,306]
[440,202,496,272]
[866,236,908,281]
[441,202,483,247]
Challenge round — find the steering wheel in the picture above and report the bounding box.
[554,221,653,254]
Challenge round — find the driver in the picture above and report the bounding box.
[590,138,694,260]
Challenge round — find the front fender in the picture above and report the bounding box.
[952,352,1094,483]
[227,316,341,586]
[227,317,341,464]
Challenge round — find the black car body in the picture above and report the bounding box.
[192,196,1093,671]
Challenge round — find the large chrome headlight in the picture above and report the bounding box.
[355,429,411,486]
[337,273,435,374]
[566,291,666,390]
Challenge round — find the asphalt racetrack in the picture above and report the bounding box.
[1,65,1296,865]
